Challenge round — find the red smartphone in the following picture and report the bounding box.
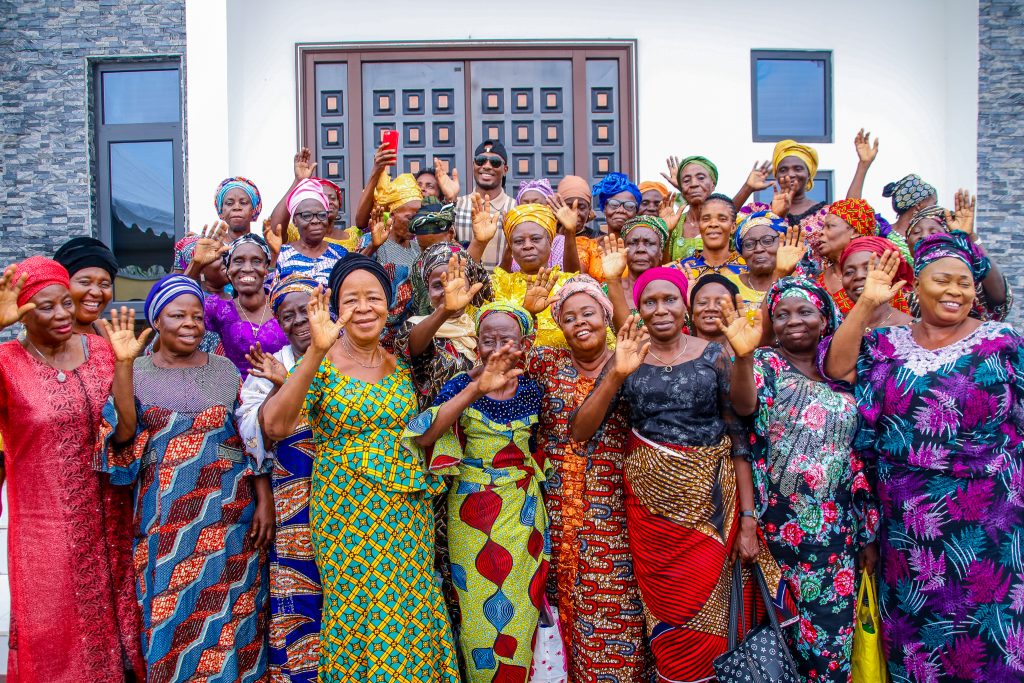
[381,129,399,161]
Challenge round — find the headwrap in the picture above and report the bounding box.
[592,172,642,211]
[907,205,948,234]
[503,203,558,241]
[913,230,990,283]
[882,174,937,214]
[638,181,670,198]
[516,178,555,204]
[689,273,740,309]
[475,300,535,338]
[144,274,204,325]
[53,236,119,278]
[416,241,491,310]
[765,277,841,337]
[632,266,689,308]
[474,139,509,163]
[550,274,612,324]
[13,256,70,308]
[557,175,592,203]
[734,210,787,252]
[270,272,318,315]
[771,140,819,191]
[621,216,670,250]
[326,254,393,314]
[223,233,271,267]
[173,234,201,270]
[828,199,878,238]
[214,176,262,222]
[409,202,456,236]
[839,236,914,290]
[287,178,330,216]
[374,172,423,211]
[676,156,719,188]
[315,177,343,205]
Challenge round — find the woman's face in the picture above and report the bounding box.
[557,292,607,355]
[417,172,439,199]
[510,222,552,275]
[226,243,269,296]
[739,225,781,276]
[771,296,825,353]
[293,198,329,245]
[390,200,422,239]
[818,214,854,261]
[907,217,947,253]
[679,163,715,206]
[219,188,253,233]
[690,283,731,339]
[23,284,75,345]
[698,199,735,251]
[477,313,525,363]
[155,295,205,355]
[639,190,663,216]
[776,156,810,197]
[840,250,872,304]
[322,186,341,227]
[916,258,975,326]
[624,226,662,275]
[68,266,113,326]
[566,196,593,233]
[202,259,230,290]
[427,265,447,310]
[338,270,389,343]
[638,280,686,341]
[518,190,548,206]
[603,191,638,233]
[276,291,311,355]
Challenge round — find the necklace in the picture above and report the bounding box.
[648,336,690,374]
[26,339,69,383]
[866,309,897,333]
[342,335,383,368]
[237,300,269,336]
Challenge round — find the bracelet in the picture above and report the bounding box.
[740,510,757,520]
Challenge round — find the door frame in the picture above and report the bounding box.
[296,40,637,204]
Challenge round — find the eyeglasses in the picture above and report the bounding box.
[296,211,329,223]
[740,234,780,251]
[605,199,638,212]
[474,155,504,169]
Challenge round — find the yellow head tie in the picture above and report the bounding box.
[374,172,423,212]
[503,203,558,241]
[772,140,819,191]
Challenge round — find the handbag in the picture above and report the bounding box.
[529,597,568,683]
[852,569,888,683]
[713,561,801,683]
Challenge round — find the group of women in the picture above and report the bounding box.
[0,131,1020,683]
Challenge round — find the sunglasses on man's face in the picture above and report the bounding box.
[474,155,504,169]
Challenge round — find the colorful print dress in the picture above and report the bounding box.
[529,348,651,683]
[404,372,550,683]
[849,322,1024,682]
[97,353,270,683]
[304,357,459,683]
[751,348,879,683]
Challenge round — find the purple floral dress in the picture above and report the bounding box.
[751,349,879,683]
[851,322,1024,682]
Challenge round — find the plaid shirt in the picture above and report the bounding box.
[454,190,516,268]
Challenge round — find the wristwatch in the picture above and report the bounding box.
[740,510,757,520]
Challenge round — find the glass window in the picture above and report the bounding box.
[753,171,834,206]
[102,69,181,124]
[751,51,832,143]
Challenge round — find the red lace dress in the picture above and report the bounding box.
[0,336,143,682]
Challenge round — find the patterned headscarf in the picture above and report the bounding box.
[839,236,914,290]
[144,274,204,325]
[550,274,612,324]
[765,276,840,337]
[772,140,819,191]
[476,300,535,338]
[287,178,330,216]
[913,230,990,283]
[828,199,878,237]
[638,181,670,198]
[409,202,456,236]
[592,172,642,211]
[223,233,271,268]
[415,241,491,311]
[173,234,201,271]
[215,177,262,222]
[633,266,689,308]
[621,216,670,250]
[503,204,558,241]
[676,156,719,188]
[883,174,937,214]
[315,177,344,205]
[270,272,318,315]
[907,205,948,234]
[374,172,423,211]
[734,210,787,252]
[13,256,70,307]
[516,178,555,204]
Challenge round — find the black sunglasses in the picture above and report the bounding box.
[474,155,504,169]
[296,211,329,223]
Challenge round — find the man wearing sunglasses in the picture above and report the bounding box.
[454,139,516,267]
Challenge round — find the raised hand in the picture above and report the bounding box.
[433,157,461,201]
[659,194,684,231]
[441,254,483,314]
[523,267,559,315]
[599,234,627,279]
[547,195,578,236]
[613,314,651,376]
[718,298,762,358]
[774,225,806,276]
[193,222,230,267]
[471,193,500,244]
[661,155,682,191]
[745,160,773,191]
[861,251,906,308]
[101,307,153,362]
[263,219,283,258]
[770,183,793,218]
[946,189,976,236]
[246,342,289,386]
[854,129,879,165]
[0,266,36,328]
[373,142,397,171]
[370,212,394,248]
[293,147,317,180]
[307,285,346,353]
[476,341,525,394]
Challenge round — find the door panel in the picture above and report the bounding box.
[585,59,622,187]
[314,62,349,227]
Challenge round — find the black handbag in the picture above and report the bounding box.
[713,562,801,683]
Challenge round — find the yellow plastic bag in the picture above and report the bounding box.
[852,569,888,683]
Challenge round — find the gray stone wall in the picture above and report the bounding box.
[978,0,1024,323]
[0,0,185,266]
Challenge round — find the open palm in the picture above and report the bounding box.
[102,307,153,362]
[476,342,524,394]
[307,286,345,353]
[613,314,651,376]
[442,254,483,313]
[523,267,558,315]
[718,299,762,358]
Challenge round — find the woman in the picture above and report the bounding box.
[260,256,459,682]
[592,172,641,238]
[723,277,879,683]
[405,302,547,683]
[823,234,1024,682]
[53,236,119,334]
[570,267,793,683]
[638,180,670,216]
[215,176,263,240]
[688,273,741,358]
[667,155,718,261]
[411,201,458,251]
[203,234,287,379]
[531,276,651,683]
[882,173,937,237]
[508,178,566,271]
[676,193,746,279]
[166,227,229,354]
[557,175,603,275]
[0,258,144,682]
[273,178,349,285]
[600,217,668,330]
[98,274,274,682]
[238,274,322,683]
[734,210,802,307]
[270,148,362,249]
[840,237,914,330]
